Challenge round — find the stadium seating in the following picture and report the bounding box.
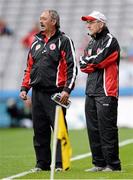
[0,0,133,90]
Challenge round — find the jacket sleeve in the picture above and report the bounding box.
[60,36,78,94]
[80,35,120,73]
[20,52,34,93]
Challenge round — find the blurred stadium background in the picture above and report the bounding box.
[0,0,133,128]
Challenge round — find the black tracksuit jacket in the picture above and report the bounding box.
[21,30,77,94]
[79,27,121,169]
[20,30,77,170]
[80,27,120,97]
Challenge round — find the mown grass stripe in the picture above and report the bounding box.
[2,139,133,180]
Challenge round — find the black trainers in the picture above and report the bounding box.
[35,163,50,171]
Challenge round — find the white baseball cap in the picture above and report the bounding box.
[81,11,107,23]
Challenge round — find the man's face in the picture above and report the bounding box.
[85,20,104,36]
[39,11,55,32]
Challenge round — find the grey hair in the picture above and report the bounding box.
[49,10,60,29]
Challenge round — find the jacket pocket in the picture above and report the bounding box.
[30,65,41,86]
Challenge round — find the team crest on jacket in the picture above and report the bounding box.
[50,43,56,50]
[35,44,41,51]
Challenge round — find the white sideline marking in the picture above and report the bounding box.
[2,170,34,180]
[119,139,133,147]
[2,139,133,180]
[71,139,133,161]
[71,152,92,161]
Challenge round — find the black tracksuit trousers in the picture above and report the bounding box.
[32,88,66,170]
[85,96,121,170]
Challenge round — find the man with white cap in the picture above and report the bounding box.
[79,11,121,172]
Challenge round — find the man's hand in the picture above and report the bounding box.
[19,91,27,100]
[60,91,69,105]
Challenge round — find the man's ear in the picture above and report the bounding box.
[100,22,105,28]
[51,19,56,26]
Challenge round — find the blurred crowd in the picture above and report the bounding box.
[21,22,40,49]
[0,15,133,129]
[0,17,40,49]
[6,97,32,128]
[0,18,14,36]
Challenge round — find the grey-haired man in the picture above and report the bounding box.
[80,11,121,172]
[20,9,77,171]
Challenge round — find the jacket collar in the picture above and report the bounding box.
[35,29,62,41]
[90,27,109,40]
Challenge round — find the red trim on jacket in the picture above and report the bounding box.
[21,53,33,89]
[104,62,118,97]
[97,51,119,69]
[56,50,67,87]
[80,51,119,97]
[80,65,95,73]
[80,51,118,73]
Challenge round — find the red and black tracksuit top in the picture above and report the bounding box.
[21,30,77,94]
[79,27,120,97]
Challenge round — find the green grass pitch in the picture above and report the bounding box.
[0,128,133,179]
